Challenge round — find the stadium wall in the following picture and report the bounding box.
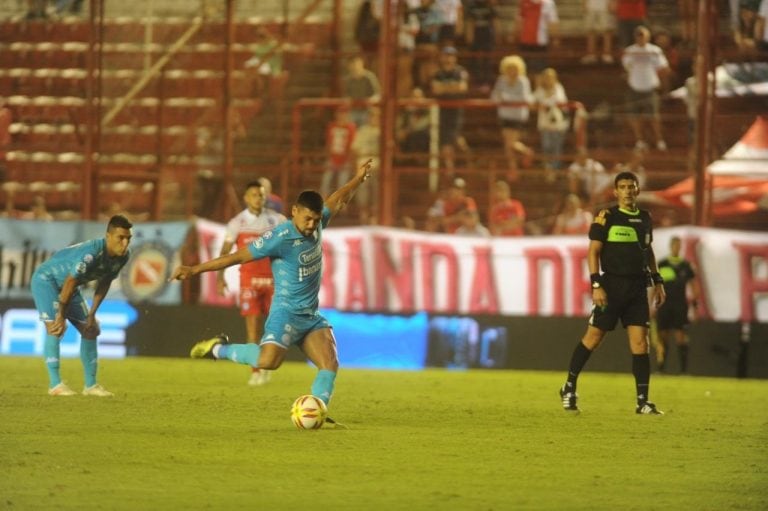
[1,300,765,379]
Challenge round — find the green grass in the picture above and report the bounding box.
[1,356,766,511]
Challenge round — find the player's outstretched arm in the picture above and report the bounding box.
[325,158,373,218]
[170,246,254,281]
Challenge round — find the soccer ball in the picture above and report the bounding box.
[291,395,328,430]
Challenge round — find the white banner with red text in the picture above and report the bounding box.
[194,221,768,323]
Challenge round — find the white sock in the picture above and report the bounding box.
[212,344,222,358]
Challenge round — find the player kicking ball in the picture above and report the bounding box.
[559,171,666,415]
[170,159,373,426]
[31,215,133,396]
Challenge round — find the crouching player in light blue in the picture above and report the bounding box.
[31,215,133,396]
[170,159,373,426]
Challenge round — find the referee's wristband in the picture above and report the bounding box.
[651,272,664,285]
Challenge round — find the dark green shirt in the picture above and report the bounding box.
[589,206,653,277]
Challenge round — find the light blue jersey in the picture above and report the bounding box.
[248,206,330,314]
[31,238,130,321]
[247,206,332,347]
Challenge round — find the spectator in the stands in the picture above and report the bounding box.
[533,67,569,181]
[491,55,534,182]
[351,107,382,224]
[622,25,669,152]
[435,0,464,44]
[652,29,681,94]
[397,87,431,155]
[552,193,593,235]
[244,27,290,98]
[677,0,697,47]
[413,0,442,89]
[397,0,421,98]
[756,0,768,51]
[425,177,478,233]
[455,209,491,237]
[737,0,760,48]
[354,0,381,63]
[580,0,615,64]
[431,46,470,177]
[615,0,647,49]
[321,105,356,201]
[488,180,526,236]
[567,147,611,207]
[464,0,501,92]
[515,0,560,75]
[343,56,381,127]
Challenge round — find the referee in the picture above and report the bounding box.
[559,171,666,414]
[654,236,700,374]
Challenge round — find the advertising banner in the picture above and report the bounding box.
[0,218,189,304]
[196,221,768,322]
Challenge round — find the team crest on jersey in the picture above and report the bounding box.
[83,254,94,264]
[254,238,264,249]
[120,239,173,302]
[263,231,273,239]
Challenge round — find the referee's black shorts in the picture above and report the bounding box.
[589,273,650,331]
[657,299,689,330]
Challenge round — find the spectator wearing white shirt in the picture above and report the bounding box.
[567,147,611,207]
[621,25,669,151]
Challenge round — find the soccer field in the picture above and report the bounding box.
[1,356,766,511]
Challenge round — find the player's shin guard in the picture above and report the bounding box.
[217,343,261,367]
[632,353,651,404]
[80,338,98,388]
[44,334,62,387]
[311,369,336,405]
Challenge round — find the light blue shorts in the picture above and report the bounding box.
[262,309,330,349]
[30,275,89,324]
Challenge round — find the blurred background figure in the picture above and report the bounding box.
[580,0,615,64]
[653,236,701,374]
[622,25,669,152]
[533,67,569,182]
[491,55,533,182]
[343,55,381,127]
[463,0,500,93]
[455,209,491,236]
[552,193,592,235]
[567,147,611,207]
[425,177,478,233]
[321,105,356,200]
[488,180,526,236]
[431,46,469,177]
[397,87,431,156]
[351,107,382,224]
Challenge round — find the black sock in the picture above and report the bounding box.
[565,342,592,392]
[678,344,689,373]
[633,354,651,404]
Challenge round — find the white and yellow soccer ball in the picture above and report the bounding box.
[291,395,328,430]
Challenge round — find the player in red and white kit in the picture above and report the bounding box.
[216,180,286,386]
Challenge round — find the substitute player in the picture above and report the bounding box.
[171,159,373,423]
[31,215,133,396]
[559,171,666,415]
[217,180,286,386]
[655,235,700,374]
